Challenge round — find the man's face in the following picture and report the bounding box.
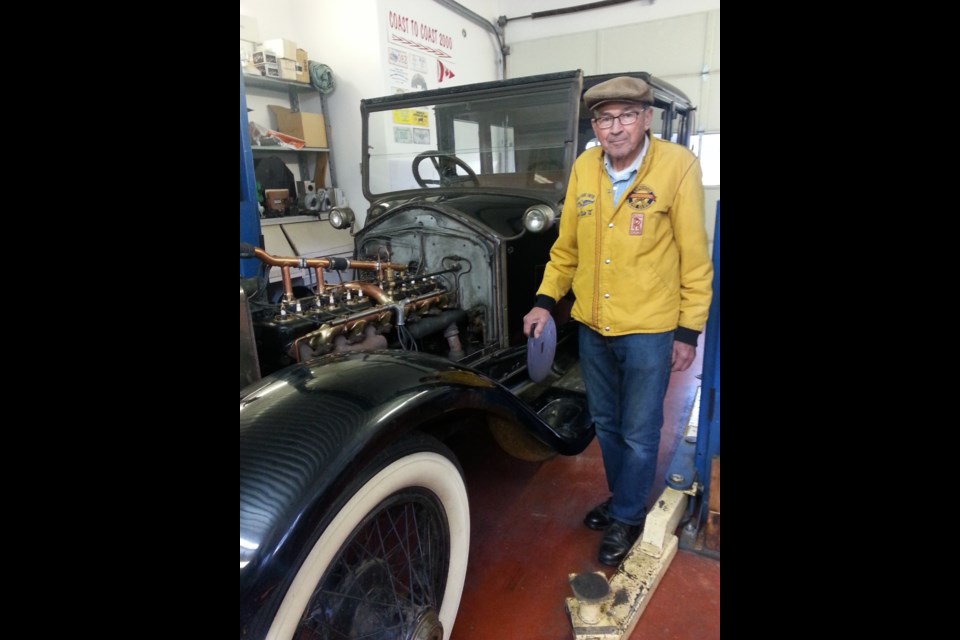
[590,102,654,167]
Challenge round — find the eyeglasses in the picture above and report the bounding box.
[592,109,645,129]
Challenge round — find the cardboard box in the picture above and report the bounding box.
[296,48,309,84]
[262,38,297,60]
[268,105,327,148]
[279,58,298,81]
[255,62,280,79]
[253,49,278,65]
[265,189,289,214]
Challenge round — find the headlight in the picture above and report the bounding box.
[523,204,556,233]
[329,206,355,230]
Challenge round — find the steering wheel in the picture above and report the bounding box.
[412,151,480,188]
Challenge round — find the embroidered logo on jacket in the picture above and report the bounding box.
[577,193,596,217]
[626,184,656,211]
[630,213,644,235]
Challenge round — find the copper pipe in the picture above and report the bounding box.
[252,247,406,273]
[343,282,391,304]
[349,258,407,272]
[314,267,326,294]
[281,267,294,301]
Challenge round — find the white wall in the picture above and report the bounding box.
[493,2,720,132]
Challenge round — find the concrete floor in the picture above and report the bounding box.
[448,354,720,640]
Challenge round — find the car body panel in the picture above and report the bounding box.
[240,349,592,635]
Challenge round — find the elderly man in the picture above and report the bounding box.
[523,76,713,566]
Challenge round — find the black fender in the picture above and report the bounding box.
[239,349,593,636]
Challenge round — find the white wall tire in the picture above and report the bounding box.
[266,436,470,640]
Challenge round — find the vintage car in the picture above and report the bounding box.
[239,69,695,639]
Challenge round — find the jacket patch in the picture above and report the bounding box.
[627,184,656,211]
[630,213,644,235]
[577,193,596,217]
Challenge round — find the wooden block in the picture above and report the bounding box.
[314,154,328,187]
[708,455,720,513]
[705,511,720,551]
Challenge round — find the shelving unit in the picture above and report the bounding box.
[241,67,352,285]
[241,73,338,186]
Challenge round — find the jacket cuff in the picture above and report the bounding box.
[674,326,700,347]
[534,294,556,311]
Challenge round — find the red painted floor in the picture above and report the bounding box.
[448,354,720,640]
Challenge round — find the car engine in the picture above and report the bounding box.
[242,204,503,378]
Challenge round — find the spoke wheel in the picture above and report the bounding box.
[267,437,469,640]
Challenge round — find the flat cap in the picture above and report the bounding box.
[583,76,653,112]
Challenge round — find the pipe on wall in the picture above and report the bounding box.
[432,0,508,79]
[501,0,654,22]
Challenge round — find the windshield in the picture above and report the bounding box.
[362,73,582,200]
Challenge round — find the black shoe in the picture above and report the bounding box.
[598,520,641,566]
[583,498,613,531]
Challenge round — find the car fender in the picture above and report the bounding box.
[239,349,591,635]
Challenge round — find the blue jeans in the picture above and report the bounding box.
[579,325,674,526]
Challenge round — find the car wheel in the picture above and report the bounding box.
[266,434,470,640]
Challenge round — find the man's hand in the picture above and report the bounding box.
[523,307,552,339]
[671,341,696,372]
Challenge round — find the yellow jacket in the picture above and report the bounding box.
[537,135,713,340]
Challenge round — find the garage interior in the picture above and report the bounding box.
[240,1,719,638]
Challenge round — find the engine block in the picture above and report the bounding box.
[248,251,465,375]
